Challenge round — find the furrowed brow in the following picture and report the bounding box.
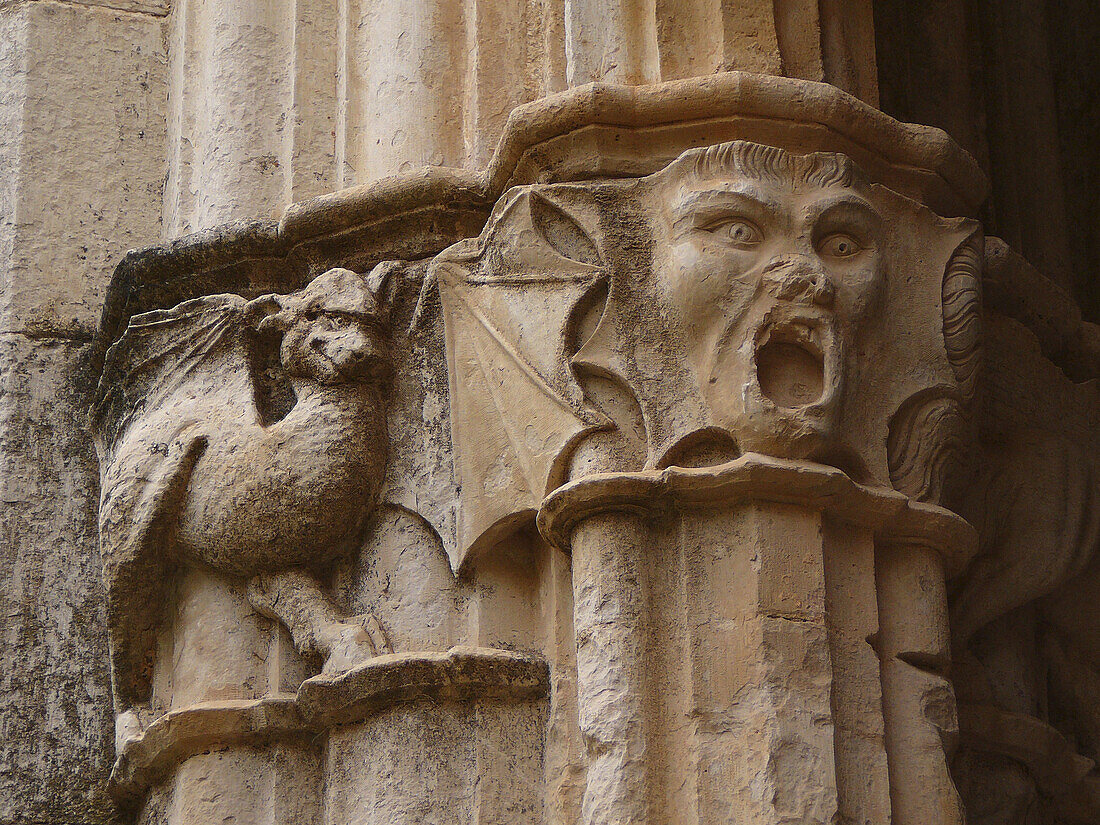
[671,186,782,232]
[808,195,882,235]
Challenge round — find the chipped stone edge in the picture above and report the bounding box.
[92,74,1093,389]
[486,71,989,215]
[296,646,551,730]
[107,695,307,807]
[108,647,550,806]
[536,452,978,577]
[92,73,1094,387]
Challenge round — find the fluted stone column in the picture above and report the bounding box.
[339,0,464,186]
[570,513,650,825]
[164,0,338,234]
[0,4,168,821]
[161,0,882,212]
[877,543,967,825]
[86,1,992,822]
[539,457,975,825]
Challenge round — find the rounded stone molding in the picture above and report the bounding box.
[97,70,986,355]
[108,647,549,805]
[537,452,978,577]
[486,71,988,216]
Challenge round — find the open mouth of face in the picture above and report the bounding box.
[753,319,827,409]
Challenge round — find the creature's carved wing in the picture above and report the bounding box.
[434,187,608,567]
[93,295,254,706]
[100,434,207,709]
[93,294,252,462]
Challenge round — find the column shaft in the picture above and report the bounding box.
[876,543,965,825]
[571,511,651,825]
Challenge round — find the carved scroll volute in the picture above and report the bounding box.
[882,216,983,505]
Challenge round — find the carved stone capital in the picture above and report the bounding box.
[437,138,982,564]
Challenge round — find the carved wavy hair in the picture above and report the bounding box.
[888,229,983,502]
[941,231,984,399]
[663,139,864,190]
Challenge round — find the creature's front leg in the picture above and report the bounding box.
[247,569,391,674]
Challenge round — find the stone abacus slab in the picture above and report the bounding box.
[109,647,549,805]
[537,452,978,577]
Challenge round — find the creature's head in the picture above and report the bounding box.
[648,142,886,462]
[565,140,980,487]
[244,268,392,387]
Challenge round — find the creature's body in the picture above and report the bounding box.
[94,269,392,741]
[169,368,386,576]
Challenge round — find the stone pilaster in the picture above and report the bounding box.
[0,3,167,822]
[539,457,975,824]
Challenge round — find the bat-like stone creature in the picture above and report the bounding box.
[93,267,394,746]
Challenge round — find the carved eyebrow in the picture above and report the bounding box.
[671,187,782,232]
[807,195,882,236]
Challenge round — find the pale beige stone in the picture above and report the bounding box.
[148,744,322,825]
[539,455,973,823]
[164,0,339,234]
[94,268,398,744]
[0,0,167,336]
[89,122,988,822]
[0,3,169,819]
[439,137,981,565]
[110,647,550,821]
[6,4,1100,824]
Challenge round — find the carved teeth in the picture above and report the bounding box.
[756,319,824,357]
[754,318,828,409]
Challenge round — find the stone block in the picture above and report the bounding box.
[0,0,167,337]
[0,334,117,824]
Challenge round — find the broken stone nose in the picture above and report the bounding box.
[763,260,836,307]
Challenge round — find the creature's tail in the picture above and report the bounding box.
[104,432,208,714]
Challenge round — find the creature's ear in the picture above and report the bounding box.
[243,293,295,335]
[366,260,403,325]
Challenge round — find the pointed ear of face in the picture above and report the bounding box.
[365,261,404,326]
[243,293,295,335]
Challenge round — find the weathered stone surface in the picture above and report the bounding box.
[0,6,168,821]
[94,269,397,732]
[0,0,167,337]
[110,647,551,815]
[5,3,1100,824]
[0,335,117,824]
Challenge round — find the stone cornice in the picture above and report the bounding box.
[95,71,987,359]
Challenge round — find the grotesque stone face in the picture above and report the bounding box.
[245,267,392,387]
[651,144,886,463]
[437,139,980,560]
[570,141,978,487]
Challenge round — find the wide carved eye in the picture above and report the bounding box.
[708,218,763,248]
[818,233,862,258]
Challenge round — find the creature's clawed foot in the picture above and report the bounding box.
[318,613,392,675]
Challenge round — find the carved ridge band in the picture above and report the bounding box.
[537,453,977,575]
[108,647,549,805]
